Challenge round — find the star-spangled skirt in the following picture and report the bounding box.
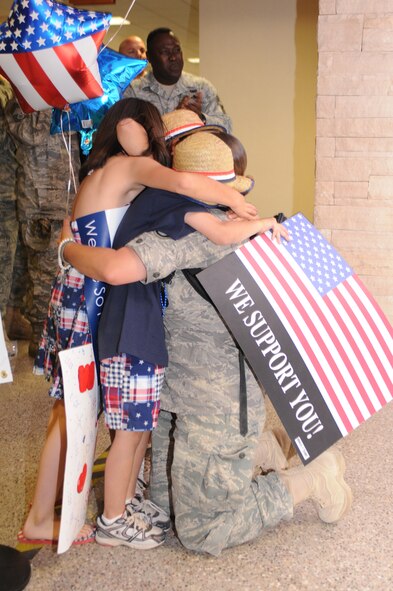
[100,353,163,431]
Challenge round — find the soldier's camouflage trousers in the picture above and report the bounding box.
[151,406,293,556]
[0,200,18,315]
[8,227,30,311]
[21,218,62,342]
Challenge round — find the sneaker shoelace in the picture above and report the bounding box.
[131,494,144,509]
[126,511,151,531]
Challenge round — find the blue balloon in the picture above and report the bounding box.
[51,46,146,154]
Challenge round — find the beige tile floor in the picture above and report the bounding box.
[1,341,393,591]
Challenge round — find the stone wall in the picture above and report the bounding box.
[315,0,393,321]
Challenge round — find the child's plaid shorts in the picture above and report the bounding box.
[100,353,164,431]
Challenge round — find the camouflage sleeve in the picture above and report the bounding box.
[198,78,232,133]
[127,227,235,285]
[5,98,55,146]
[0,111,17,198]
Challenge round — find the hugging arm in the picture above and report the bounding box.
[61,220,146,285]
[184,212,290,246]
[62,210,289,284]
[116,121,257,220]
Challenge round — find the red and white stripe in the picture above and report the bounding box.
[164,122,204,140]
[236,234,393,437]
[172,166,235,183]
[0,31,106,113]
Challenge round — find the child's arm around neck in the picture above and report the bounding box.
[121,155,258,220]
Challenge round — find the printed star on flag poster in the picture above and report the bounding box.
[0,0,111,112]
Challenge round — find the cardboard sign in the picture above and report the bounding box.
[58,344,98,554]
[198,213,393,464]
[0,313,13,384]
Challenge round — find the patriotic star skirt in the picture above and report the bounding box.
[33,265,91,400]
[100,353,163,431]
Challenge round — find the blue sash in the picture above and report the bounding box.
[75,205,129,361]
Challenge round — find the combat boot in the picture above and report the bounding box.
[4,306,32,341]
[253,428,295,473]
[28,340,39,359]
[279,448,352,523]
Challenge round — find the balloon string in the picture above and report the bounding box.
[99,0,137,55]
[60,109,77,217]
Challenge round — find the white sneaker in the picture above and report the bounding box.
[135,477,147,499]
[96,511,166,549]
[126,497,171,531]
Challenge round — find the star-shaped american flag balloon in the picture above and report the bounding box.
[0,0,111,113]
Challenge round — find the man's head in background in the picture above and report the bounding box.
[119,36,147,78]
[146,28,183,85]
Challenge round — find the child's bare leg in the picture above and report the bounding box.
[22,400,67,540]
[103,430,143,519]
[125,431,150,502]
[22,399,93,541]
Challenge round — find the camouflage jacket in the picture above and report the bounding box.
[4,98,80,221]
[0,78,17,202]
[123,70,232,132]
[128,218,263,415]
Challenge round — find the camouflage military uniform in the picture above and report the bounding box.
[0,78,18,317]
[128,220,293,556]
[6,229,30,311]
[4,98,81,346]
[123,70,232,132]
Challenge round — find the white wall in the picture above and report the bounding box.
[199,0,317,220]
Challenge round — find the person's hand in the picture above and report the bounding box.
[60,216,73,242]
[270,219,290,244]
[177,91,203,116]
[226,210,242,221]
[229,194,259,220]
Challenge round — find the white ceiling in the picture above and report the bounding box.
[1,0,200,74]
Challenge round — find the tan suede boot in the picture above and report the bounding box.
[280,448,352,523]
[272,427,296,462]
[253,429,291,473]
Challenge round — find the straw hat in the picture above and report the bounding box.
[162,109,224,141]
[172,132,254,195]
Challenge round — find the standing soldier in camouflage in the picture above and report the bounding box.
[4,98,81,356]
[0,76,31,342]
[0,76,17,333]
[124,28,231,132]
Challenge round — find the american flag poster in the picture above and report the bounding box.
[198,213,393,464]
[0,0,111,113]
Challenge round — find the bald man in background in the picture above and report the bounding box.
[119,35,147,79]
